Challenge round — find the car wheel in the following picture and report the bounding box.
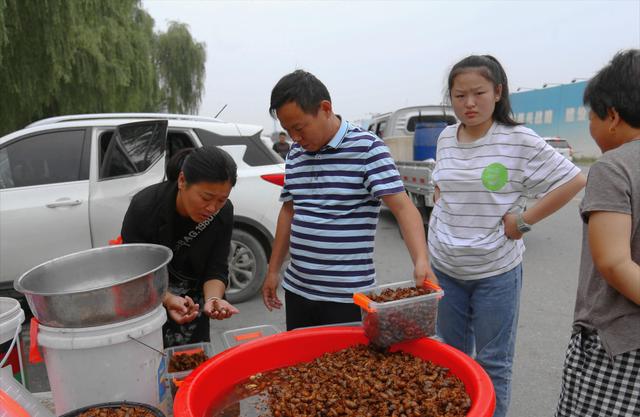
[226,229,268,303]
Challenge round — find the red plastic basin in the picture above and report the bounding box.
[173,327,495,417]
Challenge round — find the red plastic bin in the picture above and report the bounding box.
[173,327,495,417]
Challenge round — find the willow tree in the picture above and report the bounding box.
[0,0,160,136]
[48,0,160,116]
[0,0,6,64]
[0,1,207,136]
[155,22,206,114]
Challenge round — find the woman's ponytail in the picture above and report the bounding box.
[166,148,195,181]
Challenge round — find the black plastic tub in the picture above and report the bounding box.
[59,401,165,417]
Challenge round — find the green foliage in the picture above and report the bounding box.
[49,1,161,116]
[0,0,206,136]
[0,0,6,63]
[572,156,598,165]
[155,22,206,114]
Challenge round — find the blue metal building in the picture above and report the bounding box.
[510,81,599,157]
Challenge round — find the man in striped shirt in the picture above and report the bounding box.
[261,70,436,330]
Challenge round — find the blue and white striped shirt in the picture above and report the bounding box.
[280,119,404,302]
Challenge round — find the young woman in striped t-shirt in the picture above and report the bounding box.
[428,55,586,417]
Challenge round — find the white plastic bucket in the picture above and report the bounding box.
[0,366,54,417]
[37,305,169,415]
[0,297,25,384]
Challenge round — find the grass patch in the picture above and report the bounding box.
[573,156,598,165]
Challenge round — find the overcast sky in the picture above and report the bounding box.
[142,0,640,134]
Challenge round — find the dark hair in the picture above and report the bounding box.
[447,55,519,126]
[279,132,287,137]
[166,147,237,186]
[269,70,331,117]
[584,49,640,128]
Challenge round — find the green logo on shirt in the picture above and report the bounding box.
[482,163,508,191]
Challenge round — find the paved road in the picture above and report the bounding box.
[21,172,587,417]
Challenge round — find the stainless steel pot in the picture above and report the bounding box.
[14,244,172,328]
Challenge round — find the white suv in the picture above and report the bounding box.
[0,114,284,303]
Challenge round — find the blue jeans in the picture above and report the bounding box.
[435,264,523,417]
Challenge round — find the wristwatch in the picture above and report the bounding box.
[516,213,532,233]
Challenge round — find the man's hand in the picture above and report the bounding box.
[163,293,199,324]
[262,271,283,311]
[414,257,438,286]
[204,298,239,320]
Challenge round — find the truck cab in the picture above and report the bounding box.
[367,105,457,161]
[366,105,457,233]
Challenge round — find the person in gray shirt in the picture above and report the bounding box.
[556,49,640,417]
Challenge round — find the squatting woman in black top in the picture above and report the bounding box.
[121,147,240,347]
